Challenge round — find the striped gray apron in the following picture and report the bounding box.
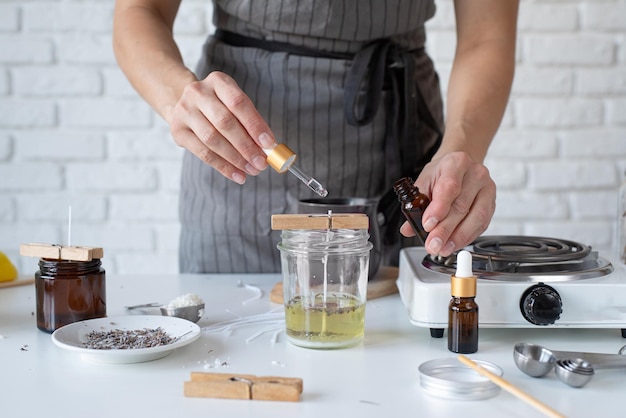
[179,0,444,273]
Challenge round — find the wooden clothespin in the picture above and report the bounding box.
[183,372,303,402]
[271,213,369,230]
[19,243,104,261]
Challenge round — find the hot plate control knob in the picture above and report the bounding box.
[520,283,563,326]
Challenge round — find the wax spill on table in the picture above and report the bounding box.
[202,309,285,344]
[237,280,264,305]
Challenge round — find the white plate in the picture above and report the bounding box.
[51,315,201,364]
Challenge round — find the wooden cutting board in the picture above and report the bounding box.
[269,266,399,304]
[0,277,35,289]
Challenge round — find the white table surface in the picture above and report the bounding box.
[2,273,625,418]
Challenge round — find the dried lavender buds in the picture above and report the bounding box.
[82,327,175,350]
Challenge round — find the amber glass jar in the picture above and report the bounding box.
[35,258,106,333]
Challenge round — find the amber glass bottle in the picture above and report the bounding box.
[35,258,106,333]
[448,251,478,353]
[393,177,430,245]
[448,295,479,353]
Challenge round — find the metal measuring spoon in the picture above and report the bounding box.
[160,303,205,323]
[513,343,557,377]
[513,342,626,378]
[554,358,594,388]
[555,353,626,388]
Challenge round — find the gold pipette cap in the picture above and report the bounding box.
[451,276,477,297]
[265,143,296,173]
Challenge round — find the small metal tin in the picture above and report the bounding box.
[418,358,503,400]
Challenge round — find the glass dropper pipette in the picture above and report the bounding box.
[287,164,328,197]
[264,143,328,198]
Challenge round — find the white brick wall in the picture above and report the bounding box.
[474,0,626,257]
[1,0,625,276]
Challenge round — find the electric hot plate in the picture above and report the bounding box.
[396,235,626,338]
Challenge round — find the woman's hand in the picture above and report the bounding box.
[400,151,496,257]
[113,1,276,184]
[400,0,519,256]
[169,71,276,184]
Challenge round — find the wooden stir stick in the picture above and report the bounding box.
[457,355,565,418]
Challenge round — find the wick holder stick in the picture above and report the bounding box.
[458,355,565,418]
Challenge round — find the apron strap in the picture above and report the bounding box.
[342,39,444,256]
[213,29,352,60]
[343,39,442,182]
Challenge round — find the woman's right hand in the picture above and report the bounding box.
[168,71,277,184]
[114,2,277,184]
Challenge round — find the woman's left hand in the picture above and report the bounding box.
[399,0,519,256]
[400,151,496,257]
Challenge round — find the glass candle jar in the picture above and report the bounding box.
[35,258,106,333]
[277,226,372,349]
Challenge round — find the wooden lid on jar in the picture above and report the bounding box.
[271,213,369,230]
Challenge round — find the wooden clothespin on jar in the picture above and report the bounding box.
[271,213,369,230]
[19,243,104,261]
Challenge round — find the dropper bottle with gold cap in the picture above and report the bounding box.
[264,143,328,197]
[448,250,479,354]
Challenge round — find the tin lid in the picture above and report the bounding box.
[418,358,502,400]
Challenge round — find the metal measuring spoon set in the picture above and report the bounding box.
[513,342,626,388]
